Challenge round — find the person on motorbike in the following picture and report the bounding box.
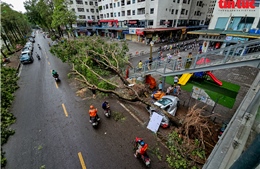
[52,70,58,78]
[38,44,41,50]
[89,105,100,122]
[134,140,148,158]
[102,101,109,111]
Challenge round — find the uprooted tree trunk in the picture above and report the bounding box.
[179,104,213,147]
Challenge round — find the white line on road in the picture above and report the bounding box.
[18,64,23,77]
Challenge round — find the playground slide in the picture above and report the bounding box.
[178,73,193,85]
[206,72,223,86]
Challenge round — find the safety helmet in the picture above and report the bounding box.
[90,105,94,109]
[140,141,145,146]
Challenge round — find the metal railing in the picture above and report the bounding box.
[129,39,260,77]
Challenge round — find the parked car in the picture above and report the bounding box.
[29,37,35,43]
[20,52,34,64]
[23,44,33,52]
[146,95,180,128]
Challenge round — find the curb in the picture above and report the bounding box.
[16,63,21,73]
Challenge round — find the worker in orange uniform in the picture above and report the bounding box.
[89,105,100,122]
[134,140,148,157]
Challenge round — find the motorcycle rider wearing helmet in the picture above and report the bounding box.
[52,70,58,78]
[134,140,148,157]
[102,101,109,111]
[89,105,100,122]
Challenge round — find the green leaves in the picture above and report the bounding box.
[1,67,19,167]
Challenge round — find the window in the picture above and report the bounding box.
[150,8,154,14]
[118,2,120,7]
[138,0,145,2]
[70,0,73,4]
[194,11,197,15]
[96,9,99,13]
[227,17,255,31]
[114,3,116,7]
[181,9,185,14]
[215,17,229,30]
[175,9,178,15]
[173,0,175,2]
[118,12,120,17]
[132,0,135,3]
[85,1,88,5]
[110,3,112,8]
[166,8,167,11]
[95,2,98,6]
[90,9,94,13]
[127,0,131,5]
[76,0,83,4]
[137,8,145,15]
[79,15,86,19]
[114,12,117,17]
[110,12,113,17]
[106,4,108,9]
[127,10,131,15]
[88,16,90,19]
[121,0,125,6]
[78,8,84,12]
[171,9,174,14]
[132,10,135,15]
[107,13,109,18]
[122,11,125,16]
[92,15,95,20]
[177,0,180,3]
[86,9,89,12]
[103,6,105,10]
[183,0,187,3]
[148,20,153,26]
[160,20,165,25]
[89,1,93,5]
[186,10,188,15]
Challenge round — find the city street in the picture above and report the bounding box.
[3,32,169,169]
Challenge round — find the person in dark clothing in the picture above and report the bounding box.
[90,85,96,99]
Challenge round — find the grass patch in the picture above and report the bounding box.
[165,76,240,109]
[112,112,126,122]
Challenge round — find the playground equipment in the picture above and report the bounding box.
[178,73,193,85]
[179,71,222,86]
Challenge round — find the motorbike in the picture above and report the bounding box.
[133,137,151,168]
[36,54,41,60]
[53,74,60,82]
[90,116,100,128]
[103,105,111,118]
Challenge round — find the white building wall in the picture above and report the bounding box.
[209,0,260,29]
[67,0,100,23]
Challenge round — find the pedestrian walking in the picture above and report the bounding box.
[90,85,96,99]
[148,58,153,70]
[176,57,182,70]
[174,75,179,84]
[138,60,143,71]
[158,81,163,90]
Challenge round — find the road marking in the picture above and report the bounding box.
[78,152,87,169]
[61,104,68,117]
[55,82,58,88]
[48,62,50,65]
[118,101,144,124]
[18,64,23,77]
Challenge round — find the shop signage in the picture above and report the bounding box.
[218,0,255,9]
[136,29,144,36]
[129,28,136,34]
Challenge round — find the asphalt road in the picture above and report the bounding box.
[3,32,169,169]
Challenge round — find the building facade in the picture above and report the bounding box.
[188,0,260,52]
[206,0,217,24]
[67,0,100,27]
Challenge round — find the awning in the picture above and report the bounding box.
[99,19,118,23]
[144,27,185,32]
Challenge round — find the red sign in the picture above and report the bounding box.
[218,0,255,9]
[136,29,144,35]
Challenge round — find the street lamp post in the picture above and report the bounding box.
[149,41,154,60]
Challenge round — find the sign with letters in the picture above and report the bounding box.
[218,0,255,9]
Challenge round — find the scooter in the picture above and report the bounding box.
[104,105,111,118]
[133,137,151,168]
[53,74,60,82]
[90,116,100,128]
[36,54,41,60]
